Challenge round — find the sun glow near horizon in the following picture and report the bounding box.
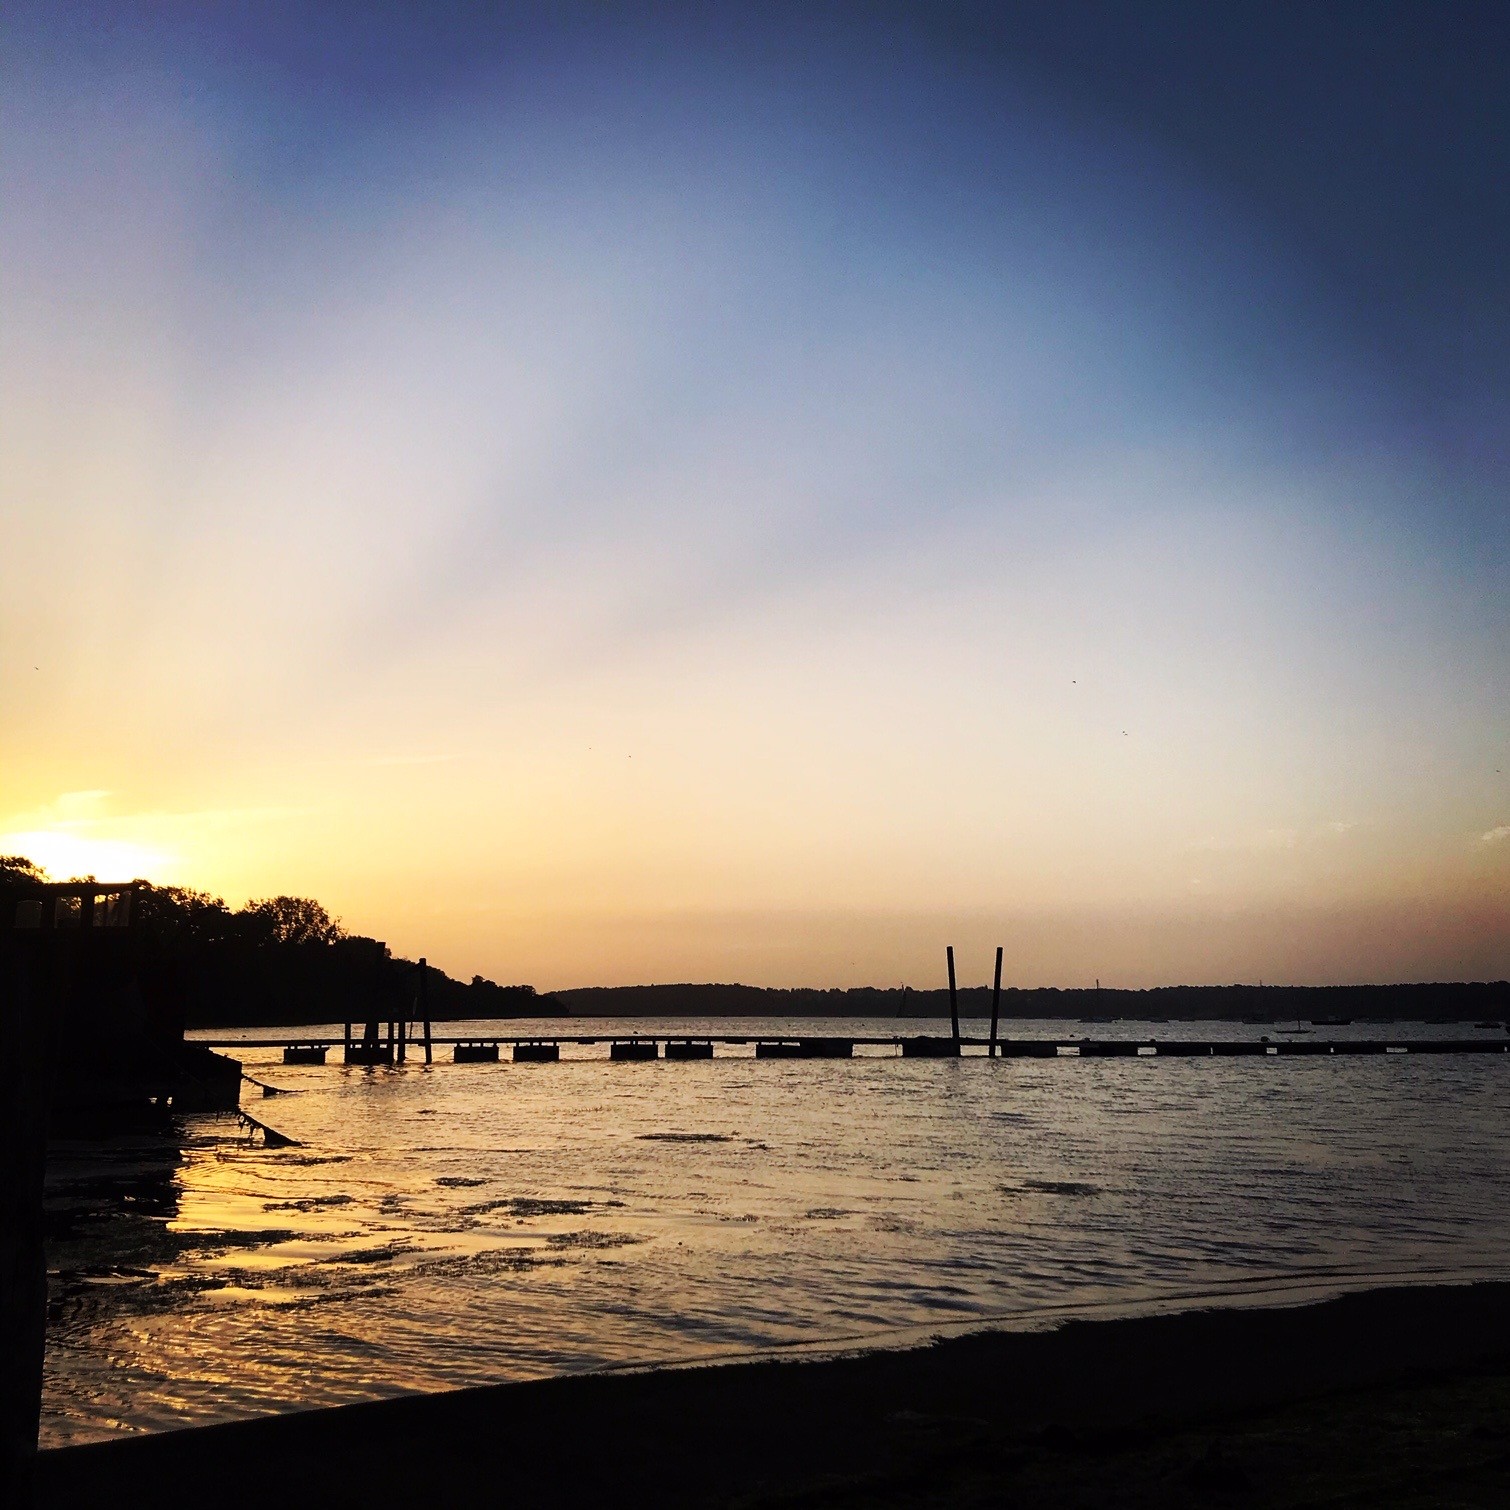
[2,5,1506,989]
[0,789,312,898]
[1,830,178,888]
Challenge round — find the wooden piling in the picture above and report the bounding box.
[947,945,960,1047]
[990,946,1003,1058]
[1,937,52,1505]
[420,958,432,1065]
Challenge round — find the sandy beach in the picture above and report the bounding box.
[37,1281,1510,1507]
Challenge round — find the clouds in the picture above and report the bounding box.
[1482,825,1510,846]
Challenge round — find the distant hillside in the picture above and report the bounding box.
[555,981,1510,1023]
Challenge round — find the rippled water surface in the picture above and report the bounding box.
[42,1017,1510,1445]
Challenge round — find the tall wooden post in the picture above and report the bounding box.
[420,959,432,1065]
[947,946,959,1047]
[990,945,1003,1057]
[1,940,50,1506]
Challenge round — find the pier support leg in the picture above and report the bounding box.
[1,945,54,1506]
[420,959,432,1065]
[990,945,1002,1058]
[947,945,960,1049]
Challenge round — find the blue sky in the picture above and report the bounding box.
[3,2,1505,986]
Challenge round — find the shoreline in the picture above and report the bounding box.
[40,1262,1509,1449]
[38,1280,1510,1507]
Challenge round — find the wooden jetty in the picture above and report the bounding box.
[2,880,243,1114]
[195,951,1506,1068]
[199,1031,1510,1060]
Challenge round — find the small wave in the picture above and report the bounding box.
[460,1196,598,1218]
[546,1231,643,1250]
[412,1248,565,1279]
[334,1242,419,1266]
[192,1227,301,1251]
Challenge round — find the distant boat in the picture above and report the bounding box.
[1475,1020,1506,1031]
[1313,1016,1352,1027]
[1277,1022,1313,1035]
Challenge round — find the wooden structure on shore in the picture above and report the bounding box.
[0,880,242,1502]
[340,957,433,1064]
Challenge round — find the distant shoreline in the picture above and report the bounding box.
[549,980,1510,1024]
[40,1280,1510,1508]
[179,976,1510,1030]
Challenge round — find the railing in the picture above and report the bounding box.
[2,881,139,935]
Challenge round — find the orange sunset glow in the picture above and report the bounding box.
[3,2,1505,993]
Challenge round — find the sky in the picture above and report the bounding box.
[3,2,1506,989]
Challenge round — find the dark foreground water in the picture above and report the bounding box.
[41,1017,1510,1446]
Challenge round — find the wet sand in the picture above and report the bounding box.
[38,1282,1510,1507]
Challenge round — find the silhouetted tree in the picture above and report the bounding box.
[0,855,46,891]
[468,974,537,1011]
[134,884,235,949]
[240,896,345,947]
[0,854,550,1024]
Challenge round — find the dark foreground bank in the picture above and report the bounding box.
[39,1283,1510,1508]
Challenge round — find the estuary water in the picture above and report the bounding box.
[41,1016,1510,1446]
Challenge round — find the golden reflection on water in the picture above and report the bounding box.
[41,1017,1510,1445]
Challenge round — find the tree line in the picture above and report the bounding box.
[555,979,1509,1023]
[0,856,552,1028]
